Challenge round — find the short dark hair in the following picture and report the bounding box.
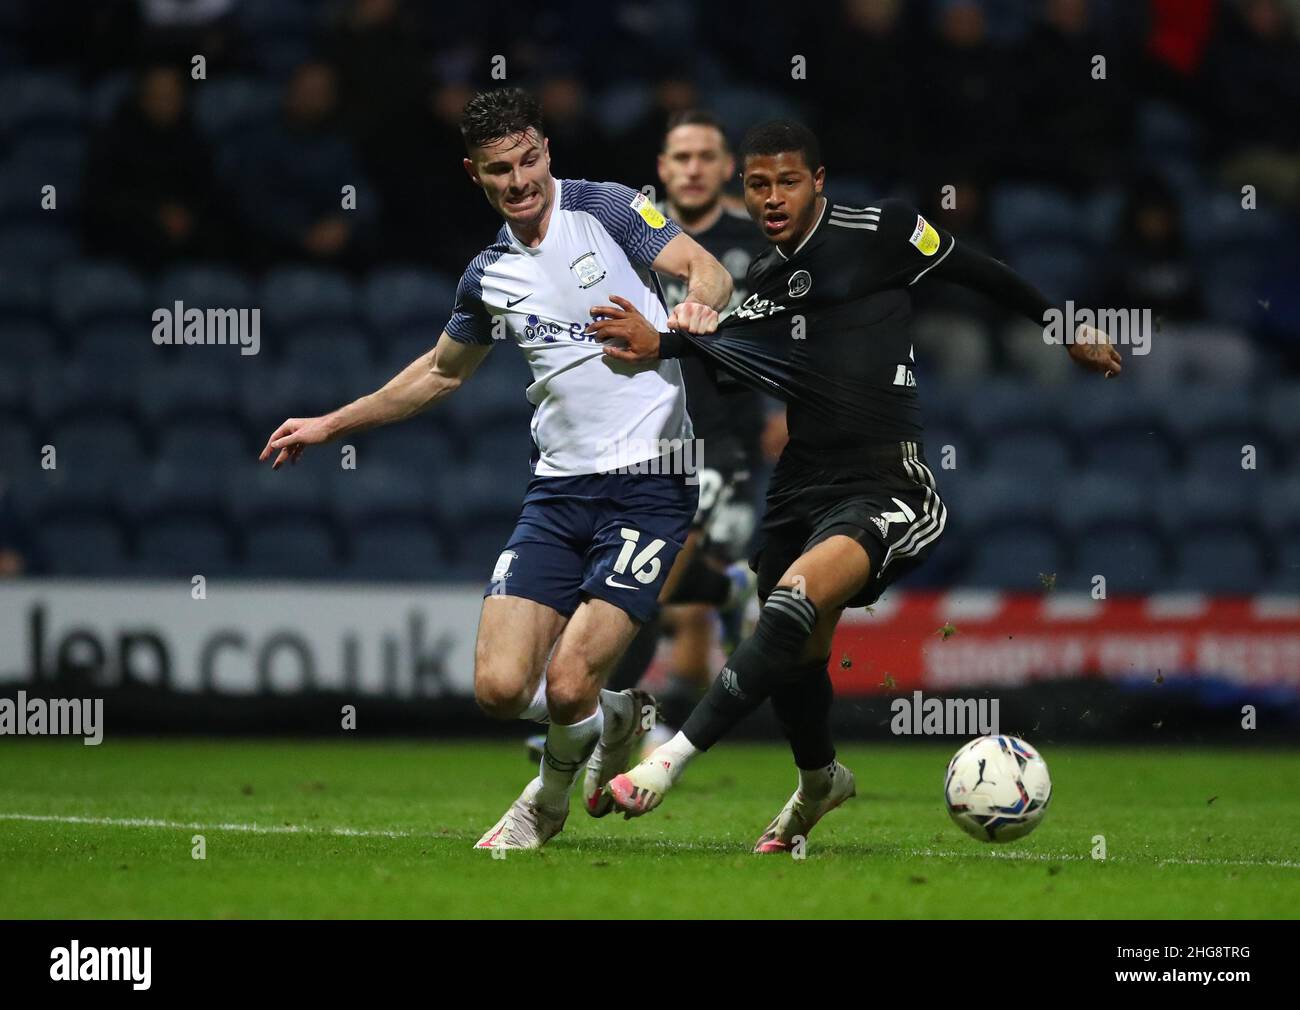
[460,87,545,151]
[738,119,822,172]
[662,109,729,150]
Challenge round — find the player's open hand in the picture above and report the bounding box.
[1068,325,1123,378]
[588,295,661,363]
[666,300,719,335]
[258,415,335,469]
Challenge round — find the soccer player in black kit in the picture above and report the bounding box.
[587,120,1122,851]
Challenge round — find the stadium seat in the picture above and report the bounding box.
[1069,524,1169,595]
[330,463,440,527]
[981,431,1073,479]
[957,471,1057,530]
[363,268,457,335]
[261,266,359,331]
[242,516,340,579]
[989,184,1082,248]
[1256,475,1300,537]
[0,321,59,370]
[1159,384,1259,444]
[0,71,84,138]
[157,421,250,474]
[0,265,47,321]
[1056,473,1160,535]
[155,264,256,311]
[224,463,332,526]
[963,528,1065,591]
[359,419,459,470]
[0,224,78,269]
[34,515,130,576]
[346,518,451,581]
[1262,384,1300,464]
[192,77,280,139]
[282,324,375,374]
[1172,526,1267,594]
[26,360,134,425]
[237,364,346,437]
[136,515,237,576]
[1005,240,1095,306]
[137,363,241,428]
[50,261,150,328]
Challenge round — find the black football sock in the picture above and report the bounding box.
[666,556,733,606]
[770,657,836,770]
[681,588,818,750]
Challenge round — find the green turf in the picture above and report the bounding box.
[0,739,1297,918]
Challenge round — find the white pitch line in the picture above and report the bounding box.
[0,813,414,839]
[905,847,1300,870]
[3,815,1298,868]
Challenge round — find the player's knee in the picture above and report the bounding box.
[753,587,819,663]
[543,656,599,725]
[473,670,531,720]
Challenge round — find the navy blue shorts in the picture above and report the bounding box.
[484,470,699,623]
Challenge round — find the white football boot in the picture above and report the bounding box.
[752,762,856,854]
[603,749,678,818]
[582,689,657,817]
[474,777,567,851]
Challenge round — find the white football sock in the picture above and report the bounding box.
[798,759,838,800]
[654,731,700,784]
[535,706,603,809]
[519,676,549,724]
[598,688,634,742]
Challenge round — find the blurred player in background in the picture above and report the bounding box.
[259,87,732,849]
[592,120,1121,851]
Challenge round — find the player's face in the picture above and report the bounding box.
[658,125,734,213]
[741,152,825,246]
[464,129,553,228]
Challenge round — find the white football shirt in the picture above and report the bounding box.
[446,178,694,476]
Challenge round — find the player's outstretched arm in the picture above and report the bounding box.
[935,242,1123,378]
[258,332,491,469]
[651,232,732,333]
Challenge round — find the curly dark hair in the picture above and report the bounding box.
[738,119,822,172]
[460,87,545,151]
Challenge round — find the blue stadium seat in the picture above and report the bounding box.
[360,419,459,470]
[1159,384,1259,443]
[0,163,62,225]
[442,458,531,523]
[1083,433,1175,478]
[34,516,129,576]
[960,380,1061,437]
[0,266,47,320]
[1262,384,1300,463]
[1006,240,1095,306]
[27,360,135,425]
[1056,474,1160,535]
[261,266,359,331]
[445,355,536,431]
[224,463,332,525]
[330,463,439,526]
[0,321,59,370]
[237,364,346,436]
[963,528,1065,591]
[73,319,166,368]
[157,421,250,473]
[1172,526,1267,594]
[1184,436,1277,477]
[242,517,340,578]
[363,268,457,335]
[7,133,87,177]
[0,72,84,137]
[1271,533,1300,592]
[134,459,231,522]
[1256,475,1300,537]
[989,185,1083,248]
[88,73,131,125]
[1137,101,1204,160]
[346,518,451,580]
[0,224,78,269]
[137,363,241,428]
[192,77,280,139]
[1069,524,1169,595]
[155,264,256,311]
[958,471,1057,529]
[442,524,516,581]
[1164,471,1256,538]
[51,261,150,328]
[981,431,1073,479]
[282,323,375,374]
[135,515,237,576]
[50,415,143,465]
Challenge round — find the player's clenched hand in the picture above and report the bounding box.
[588,294,661,363]
[1068,325,1123,378]
[666,300,719,335]
[258,415,335,469]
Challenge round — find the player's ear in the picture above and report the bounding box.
[812,165,826,194]
[724,152,735,180]
[462,157,482,189]
[657,151,669,186]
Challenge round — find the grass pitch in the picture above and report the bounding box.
[1,739,1297,918]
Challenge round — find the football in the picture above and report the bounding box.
[944,736,1052,842]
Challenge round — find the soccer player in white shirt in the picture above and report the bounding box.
[259,88,731,849]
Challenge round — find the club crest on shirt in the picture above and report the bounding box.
[570,250,607,289]
[788,269,812,298]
